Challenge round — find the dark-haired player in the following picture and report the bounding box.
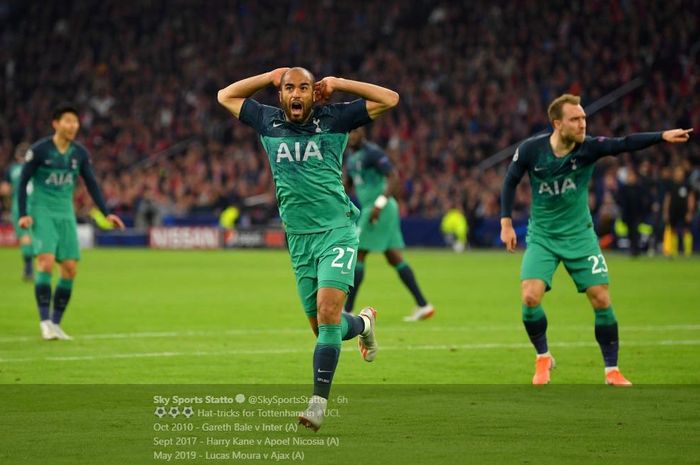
[18,105,124,340]
[218,67,398,430]
[344,127,434,321]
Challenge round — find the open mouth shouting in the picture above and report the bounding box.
[289,100,305,120]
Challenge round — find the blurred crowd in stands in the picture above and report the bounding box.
[1,0,699,249]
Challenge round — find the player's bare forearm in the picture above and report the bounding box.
[320,77,399,119]
[217,68,289,118]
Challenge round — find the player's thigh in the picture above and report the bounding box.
[563,240,609,293]
[520,239,559,292]
[55,218,81,262]
[31,215,59,256]
[317,225,359,294]
[287,233,319,317]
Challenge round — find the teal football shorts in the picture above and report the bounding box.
[287,225,359,317]
[521,230,609,293]
[357,198,405,252]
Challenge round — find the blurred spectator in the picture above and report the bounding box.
[663,166,697,256]
[0,0,697,247]
[616,167,651,256]
[440,203,468,252]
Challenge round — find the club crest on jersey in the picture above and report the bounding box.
[46,172,74,186]
[276,141,323,162]
[71,158,78,170]
[538,178,576,196]
[312,118,323,133]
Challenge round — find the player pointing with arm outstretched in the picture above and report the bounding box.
[218,67,398,431]
[500,93,691,386]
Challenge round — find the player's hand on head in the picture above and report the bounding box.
[107,214,125,230]
[18,216,33,229]
[662,128,693,143]
[314,77,337,103]
[269,67,290,88]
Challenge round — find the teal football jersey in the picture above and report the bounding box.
[19,137,109,218]
[240,99,371,233]
[502,132,662,237]
[346,140,393,208]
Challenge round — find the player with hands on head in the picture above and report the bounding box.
[218,66,398,430]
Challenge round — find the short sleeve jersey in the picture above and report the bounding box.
[240,99,371,233]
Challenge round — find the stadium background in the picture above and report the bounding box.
[1,0,699,250]
[0,2,699,465]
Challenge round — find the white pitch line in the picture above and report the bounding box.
[0,339,698,363]
[0,324,699,344]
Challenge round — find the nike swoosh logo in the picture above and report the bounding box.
[534,166,546,171]
[272,122,283,127]
[317,369,333,374]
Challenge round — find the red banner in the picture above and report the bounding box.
[0,224,17,247]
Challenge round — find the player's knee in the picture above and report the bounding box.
[589,292,610,309]
[521,280,545,307]
[586,285,610,308]
[315,287,346,323]
[37,255,55,272]
[316,299,342,324]
[316,304,335,323]
[61,264,78,279]
[522,291,542,307]
[521,285,543,307]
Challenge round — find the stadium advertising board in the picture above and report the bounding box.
[149,227,221,249]
[223,227,286,248]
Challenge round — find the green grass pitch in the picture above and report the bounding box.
[0,247,698,464]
